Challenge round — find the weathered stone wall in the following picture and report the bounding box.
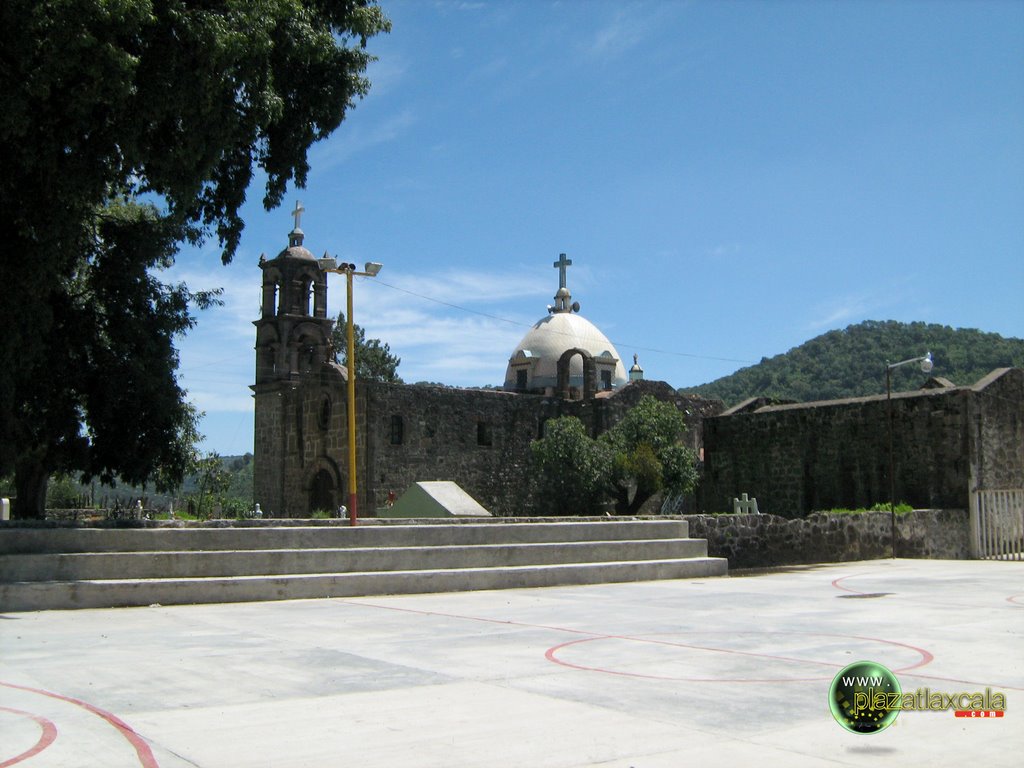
[970,368,1024,491]
[252,388,285,515]
[362,383,550,516]
[358,380,722,517]
[684,509,971,568]
[698,373,1024,517]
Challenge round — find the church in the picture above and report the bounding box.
[251,212,717,518]
[251,210,1024,520]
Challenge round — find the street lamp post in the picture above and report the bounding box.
[317,256,383,526]
[885,351,933,557]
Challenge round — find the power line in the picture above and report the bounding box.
[367,278,756,366]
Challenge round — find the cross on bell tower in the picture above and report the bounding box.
[289,200,305,247]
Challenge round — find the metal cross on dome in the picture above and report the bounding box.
[553,252,572,290]
[292,200,305,231]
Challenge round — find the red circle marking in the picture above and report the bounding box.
[0,706,58,767]
[831,574,869,594]
[0,682,158,768]
[545,630,934,683]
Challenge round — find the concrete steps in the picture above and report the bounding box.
[0,519,727,611]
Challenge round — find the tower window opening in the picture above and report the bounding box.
[477,421,493,447]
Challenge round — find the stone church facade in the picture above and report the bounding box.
[252,216,1023,519]
[252,220,719,518]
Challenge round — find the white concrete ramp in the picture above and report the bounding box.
[0,519,726,611]
[381,481,492,518]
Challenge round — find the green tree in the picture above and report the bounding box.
[601,395,699,515]
[0,1,390,517]
[529,417,613,516]
[11,199,213,518]
[191,452,231,519]
[331,312,403,383]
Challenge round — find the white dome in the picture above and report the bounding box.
[504,312,627,392]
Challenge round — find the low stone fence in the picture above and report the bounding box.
[683,509,971,569]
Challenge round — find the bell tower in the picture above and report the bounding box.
[252,202,341,517]
[253,201,333,386]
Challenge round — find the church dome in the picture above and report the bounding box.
[504,313,627,392]
[504,254,626,395]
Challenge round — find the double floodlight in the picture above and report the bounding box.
[317,256,383,277]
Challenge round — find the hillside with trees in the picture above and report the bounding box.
[685,321,1024,406]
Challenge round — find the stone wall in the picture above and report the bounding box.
[699,369,1023,517]
[683,509,971,568]
[363,383,550,517]
[253,374,723,518]
[971,368,1024,491]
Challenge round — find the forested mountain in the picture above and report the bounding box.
[685,321,1024,407]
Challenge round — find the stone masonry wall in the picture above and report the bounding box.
[971,368,1024,491]
[700,386,972,517]
[684,509,971,568]
[359,380,722,517]
[362,383,550,516]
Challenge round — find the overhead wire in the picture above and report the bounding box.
[365,277,756,366]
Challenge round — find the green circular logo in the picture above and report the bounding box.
[829,661,902,733]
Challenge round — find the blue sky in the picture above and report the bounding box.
[169,0,1024,456]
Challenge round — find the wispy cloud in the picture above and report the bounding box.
[363,54,407,98]
[308,109,417,174]
[807,292,883,331]
[584,10,653,59]
[707,243,741,260]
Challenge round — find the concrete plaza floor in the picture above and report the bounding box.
[1,558,1022,767]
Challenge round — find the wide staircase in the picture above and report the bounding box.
[0,518,727,611]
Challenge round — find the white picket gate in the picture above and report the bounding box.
[970,489,1024,561]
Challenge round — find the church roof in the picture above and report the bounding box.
[504,312,627,390]
[504,254,626,392]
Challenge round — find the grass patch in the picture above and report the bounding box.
[817,503,914,515]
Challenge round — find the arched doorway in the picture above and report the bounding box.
[309,469,336,516]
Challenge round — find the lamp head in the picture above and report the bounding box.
[317,256,338,272]
[364,262,383,277]
[921,352,934,373]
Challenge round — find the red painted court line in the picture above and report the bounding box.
[544,630,934,683]
[0,682,159,768]
[342,598,1020,692]
[0,706,58,767]
[830,574,868,594]
[342,600,935,682]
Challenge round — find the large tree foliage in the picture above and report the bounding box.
[530,417,614,516]
[599,396,699,515]
[331,312,402,383]
[688,321,1024,406]
[529,397,699,516]
[0,1,390,516]
[11,199,215,517]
